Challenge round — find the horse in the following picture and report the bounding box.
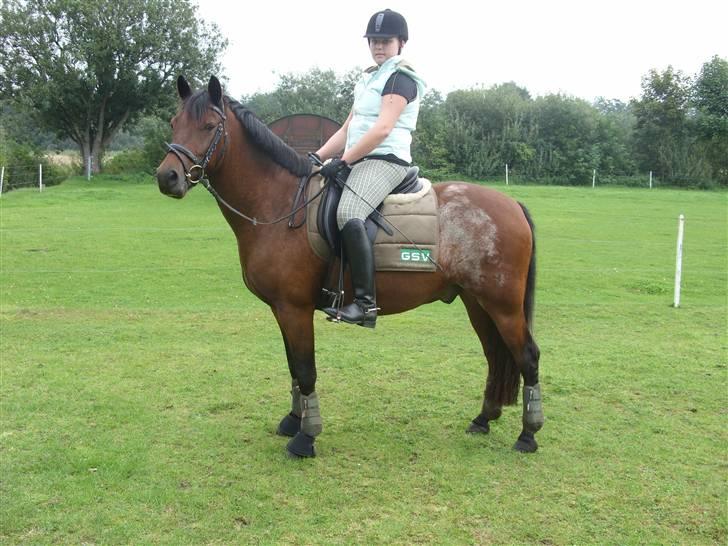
[156,75,543,459]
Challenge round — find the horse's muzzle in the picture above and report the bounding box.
[156,167,188,199]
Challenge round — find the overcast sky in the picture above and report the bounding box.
[195,0,727,103]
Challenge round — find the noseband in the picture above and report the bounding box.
[165,104,227,184]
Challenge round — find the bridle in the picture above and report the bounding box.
[165,104,228,185]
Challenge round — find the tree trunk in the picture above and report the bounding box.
[76,101,129,175]
[90,96,108,175]
[79,139,92,176]
[78,142,103,175]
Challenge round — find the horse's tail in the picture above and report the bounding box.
[518,201,536,331]
[484,202,536,407]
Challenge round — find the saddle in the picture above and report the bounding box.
[317,166,423,253]
[305,167,439,274]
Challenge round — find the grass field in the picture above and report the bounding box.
[1,175,726,544]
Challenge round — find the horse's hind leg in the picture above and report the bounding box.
[461,293,511,435]
[462,294,543,452]
[490,307,543,453]
[516,331,542,452]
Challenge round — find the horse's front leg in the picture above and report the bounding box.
[272,304,321,458]
[275,336,303,438]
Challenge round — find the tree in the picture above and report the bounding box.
[631,67,694,182]
[443,83,535,179]
[530,94,600,183]
[592,98,637,176]
[693,56,728,184]
[241,68,360,124]
[411,89,454,177]
[0,0,227,173]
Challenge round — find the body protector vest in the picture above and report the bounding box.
[346,55,426,164]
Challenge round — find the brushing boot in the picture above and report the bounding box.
[323,219,377,328]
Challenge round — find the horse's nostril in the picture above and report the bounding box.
[156,168,178,186]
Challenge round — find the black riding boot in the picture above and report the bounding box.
[324,218,377,328]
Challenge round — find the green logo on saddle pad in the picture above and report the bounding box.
[400,248,431,263]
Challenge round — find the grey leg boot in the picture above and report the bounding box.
[324,219,377,328]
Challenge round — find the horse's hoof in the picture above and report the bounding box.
[286,432,316,458]
[466,419,490,434]
[276,412,301,437]
[513,431,538,453]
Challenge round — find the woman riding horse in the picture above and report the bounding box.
[316,9,426,328]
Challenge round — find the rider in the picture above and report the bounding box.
[315,8,426,328]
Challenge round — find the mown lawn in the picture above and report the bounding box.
[1,175,726,544]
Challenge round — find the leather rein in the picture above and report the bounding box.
[164,104,323,228]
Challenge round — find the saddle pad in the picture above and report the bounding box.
[306,175,439,272]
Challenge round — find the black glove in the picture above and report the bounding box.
[319,158,349,183]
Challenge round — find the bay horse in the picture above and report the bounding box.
[156,76,543,458]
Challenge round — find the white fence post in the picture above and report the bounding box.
[649,171,653,189]
[673,214,685,308]
[39,163,43,192]
[505,164,509,186]
[592,169,596,188]
[0,166,4,197]
[87,156,92,181]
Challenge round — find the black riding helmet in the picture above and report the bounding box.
[364,9,408,42]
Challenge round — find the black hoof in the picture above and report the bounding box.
[276,412,301,437]
[466,418,490,434]
[513,431,538,453]
[286,432,316,458]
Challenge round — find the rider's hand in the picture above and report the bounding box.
[319,158,349,181]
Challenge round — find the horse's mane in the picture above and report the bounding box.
[184,90,311,177]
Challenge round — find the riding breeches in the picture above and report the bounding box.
[336,159,409,230]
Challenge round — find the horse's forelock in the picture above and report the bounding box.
[184,90,214,121]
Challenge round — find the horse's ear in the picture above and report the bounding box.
[208,76,223,108]
[177,75,192,100]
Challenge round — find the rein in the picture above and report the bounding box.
[199,174,325,227]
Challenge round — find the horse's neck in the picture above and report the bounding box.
[211,127,299,235]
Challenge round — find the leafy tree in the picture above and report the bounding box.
[241,68,360,124]
[590,98,635,175]
[443,83,535,179]
[631,67,696,182]
[412,89,455,177]
[0,0,227,173]
[530,94,600,183]
[0,99,66,150]
[692,56,728,184]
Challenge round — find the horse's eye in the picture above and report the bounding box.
[204,123,216,131]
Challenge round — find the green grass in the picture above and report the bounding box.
[1,175,726,544]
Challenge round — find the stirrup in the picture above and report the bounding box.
[326,301,378,328]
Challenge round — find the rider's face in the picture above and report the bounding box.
[368,37,402,65]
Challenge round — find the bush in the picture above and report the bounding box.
[0,140,73,192]
[104,149,150,175]
[138,116,171,171]
[103,116,171,175]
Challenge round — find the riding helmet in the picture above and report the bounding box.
[364,9,408,41]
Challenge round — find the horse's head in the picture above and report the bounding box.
[156,75,227,198]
